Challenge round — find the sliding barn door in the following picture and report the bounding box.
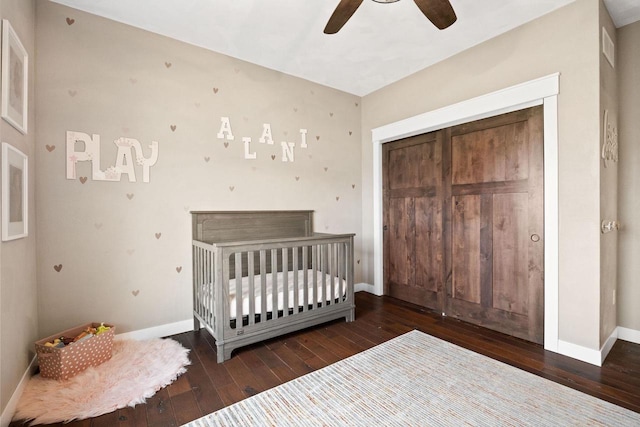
[383,106,544,344]
[383,132,445,311]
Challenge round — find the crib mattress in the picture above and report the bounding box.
[201,269,346,319]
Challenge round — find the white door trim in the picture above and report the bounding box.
[371,73,560,352]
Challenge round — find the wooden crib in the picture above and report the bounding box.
[192,211,355,363]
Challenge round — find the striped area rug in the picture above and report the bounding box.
[184,330,640,426]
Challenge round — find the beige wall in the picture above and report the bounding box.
[599,0,618,346]
[35,2,362,338]
[0,0,37,416]
[618,20,640,332]
[361,0,603,349]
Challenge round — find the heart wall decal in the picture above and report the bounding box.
[155,232,162,239]
[176,266,183,273]
[53,264,63,272]
[66,17,75,25]
[46,145,56,152]
[131,290,140,296]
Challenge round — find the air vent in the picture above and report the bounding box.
[602,27,615,68]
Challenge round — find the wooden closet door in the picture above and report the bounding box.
[445,106,544,344]
[383,132,444,311]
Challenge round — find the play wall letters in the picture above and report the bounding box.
[66,131,159,183]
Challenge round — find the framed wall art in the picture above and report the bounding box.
[1,19,28,134]
[2,142,28,241]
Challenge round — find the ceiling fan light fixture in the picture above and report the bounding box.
[324,0,456,34]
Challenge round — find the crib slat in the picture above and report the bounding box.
[302,246,309,312]
[209,247,215,330]
[260,250,267,323]
[293,247,299,313]
[201,247,210,328]
[312,245,318,311]
[271,248,278,320]
[321,244,327,308]
[200,247,206,326]
[235,252,243,328]
[339,243,344,303]
[282,248,289,317]
[247,251,255,326]
[330,243,335,306]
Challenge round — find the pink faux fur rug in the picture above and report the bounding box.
[14,338,190,425]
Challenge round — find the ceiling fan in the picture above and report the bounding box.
[324,0,457,34]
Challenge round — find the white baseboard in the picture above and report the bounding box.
[617,326,640,344]
[115,319,193,341]
[600,328,618,365]
[355,282,381,295]
[557,339,603,366]
[556,327,620,367]
[0,356,37,427]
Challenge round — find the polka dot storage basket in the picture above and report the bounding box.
[35,323,115,380]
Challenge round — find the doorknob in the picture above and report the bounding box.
[530,234,540,242]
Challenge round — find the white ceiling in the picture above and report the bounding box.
[50,0,639,96]
[604,0,640,28]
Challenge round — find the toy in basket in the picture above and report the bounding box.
[35,322,115,380]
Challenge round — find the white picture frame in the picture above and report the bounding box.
[2,142,28,241]
[1,19,28,134]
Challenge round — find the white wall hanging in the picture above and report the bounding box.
[66,131,159,183]
[602,109,618,168]
[1,20,28,134]
[2,142,28,240]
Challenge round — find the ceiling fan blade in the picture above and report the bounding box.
[324,0,364,34]
[413,0,457,30]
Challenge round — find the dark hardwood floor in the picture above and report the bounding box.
[11,292,640,426]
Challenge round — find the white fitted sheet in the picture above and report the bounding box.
[202,269,346,319]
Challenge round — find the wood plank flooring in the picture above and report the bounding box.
[10,292,640,426]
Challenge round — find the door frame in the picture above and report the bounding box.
[371,73,559,353]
